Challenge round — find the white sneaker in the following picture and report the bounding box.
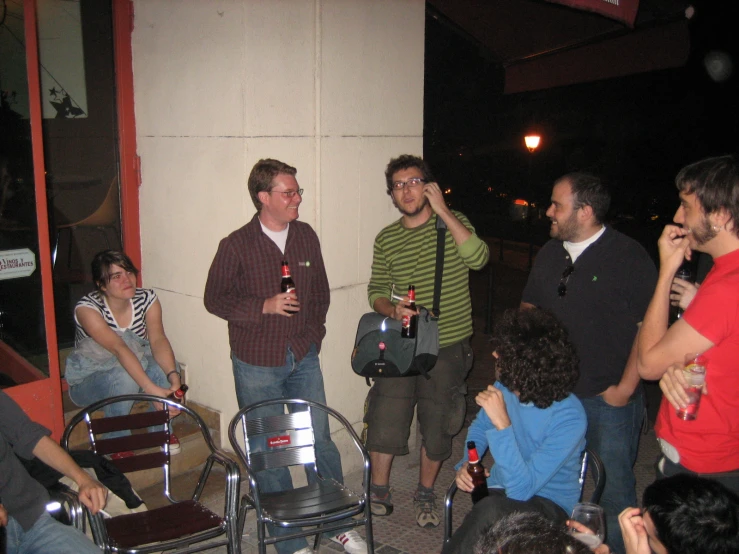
[293,548,313,554]
[330,530,368,554]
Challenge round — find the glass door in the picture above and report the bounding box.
[1,0,131,437]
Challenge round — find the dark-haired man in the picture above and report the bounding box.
[637,155,739,494]
[364,154,489,528]
[619,474,739,554]
[204,159,366,554]
[442,308,587,554]
[521,172,657,554]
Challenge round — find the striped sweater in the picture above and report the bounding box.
[368,212,489,347]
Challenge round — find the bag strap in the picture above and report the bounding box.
[432,216,447,317]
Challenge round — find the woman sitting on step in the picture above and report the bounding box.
[64,250,183,453]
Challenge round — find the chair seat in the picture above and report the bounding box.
[106,499,224,549]
[261,480,361,522]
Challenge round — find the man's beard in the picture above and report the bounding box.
[396,196,429,217]
[550,211,580,242]
[689,215,718,246]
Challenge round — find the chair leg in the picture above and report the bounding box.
[365,505,375,554]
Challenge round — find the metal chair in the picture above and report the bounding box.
[47,483,86,532]
[62,394,241,554]
[443,448,605,544]
[228,398,374,554]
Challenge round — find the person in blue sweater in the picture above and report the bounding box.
[442,308,587,554]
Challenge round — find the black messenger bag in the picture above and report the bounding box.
[351,217,446,385]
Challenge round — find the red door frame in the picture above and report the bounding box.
[5,0,141,440]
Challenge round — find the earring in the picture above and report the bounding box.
[713,224,723,232]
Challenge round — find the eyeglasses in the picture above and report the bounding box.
[558,265,575,297]
[268,188,303,198]
[391,178,426,191]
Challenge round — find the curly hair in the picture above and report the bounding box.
[384,154,435,197]
[490,308,579,409]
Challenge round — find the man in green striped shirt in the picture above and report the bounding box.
[364,155,489,528]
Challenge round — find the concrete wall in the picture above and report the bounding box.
[131,0,424,469]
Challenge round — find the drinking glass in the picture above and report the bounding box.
[569,502,605,548]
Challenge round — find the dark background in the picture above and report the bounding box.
[423,1,738,260]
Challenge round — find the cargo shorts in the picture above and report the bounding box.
[364,339,473,461]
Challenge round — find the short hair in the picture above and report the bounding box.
[384,154,435,196]
[675,155,739,238]
[643,474,739,554]
[91,250,139,292]
[558,172,611,225]
[473,512,591,554]
[248,158,297,211]
[491,309,579,408]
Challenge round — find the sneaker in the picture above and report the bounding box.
[110,451,135,460]
[330,530,368,554]
[293,549,313,554]
[414,492,440,528]
[168,434,181,455]
[369,488,394,516]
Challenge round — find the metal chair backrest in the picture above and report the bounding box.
[241,408,317,472]
[62,394,241,554]
[579,448,606,504]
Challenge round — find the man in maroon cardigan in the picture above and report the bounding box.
[204,158,366,554]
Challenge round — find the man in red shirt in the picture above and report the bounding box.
[637,154,739,492]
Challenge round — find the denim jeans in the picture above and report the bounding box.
[232,345,347,554]
[580,388,645,554]
[4,513,101,554]
[69,353,171,438]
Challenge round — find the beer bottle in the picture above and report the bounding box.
[467,440,488,504]
[401,285,418,339]
[281,261,298,314]
[168,384,189,403]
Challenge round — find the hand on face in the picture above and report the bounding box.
[423,182,448,215]
[658,224,691,276]
[618,507,651,554]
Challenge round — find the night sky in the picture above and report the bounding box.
[423,1,738,250]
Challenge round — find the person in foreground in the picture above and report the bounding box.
[365,154,489,529]
[617,474,739,554]
[204,158,365,554]
[1,390,107,554]
[636,155,739,492]
[442,308,587,554]
[64,250,183,449]
[473,511,594,554]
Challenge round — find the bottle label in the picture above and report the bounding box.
[401,315,410,329]
[408,288,416,301]
[282,266,291,277]
[285,284,295,293]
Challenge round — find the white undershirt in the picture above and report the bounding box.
[260,220,289,253]
[564,225,605,263]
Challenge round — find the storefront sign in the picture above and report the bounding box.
[0,249,37,280]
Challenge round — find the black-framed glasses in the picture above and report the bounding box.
[558,265,575,297]
[391,178,426,190]
[268,188,303,198]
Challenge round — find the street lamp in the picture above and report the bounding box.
[524,134,541,153]
[524,134,541,268]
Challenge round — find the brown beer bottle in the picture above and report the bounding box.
[401,285,418,339]
[168,384,189,403]
[281,261,298,314]
[467,441,488,504]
